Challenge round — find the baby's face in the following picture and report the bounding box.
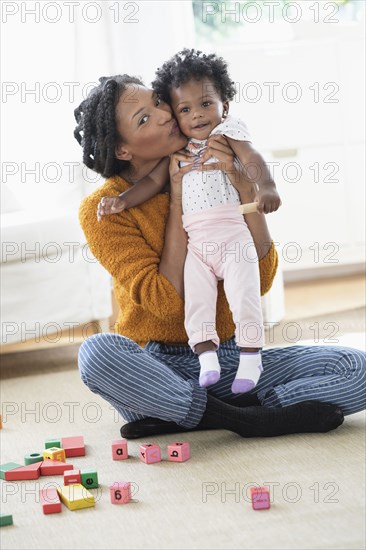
[170,78,228,141]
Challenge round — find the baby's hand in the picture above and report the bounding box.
[256,185,282,214]
[97,195,127,222]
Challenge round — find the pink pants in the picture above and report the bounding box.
[182,203,264,352]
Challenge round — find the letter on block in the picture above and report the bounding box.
[80,469,98,489]
[112,439,128,460]
[140,444,161,464]
[57,483,95,511]
[167,442,190,462]
[110,482,131,504]
[40,487,62,514]
[64,469,81,486]
[250,486,270,510]
[24,452,43,465]
[42,447,66,462]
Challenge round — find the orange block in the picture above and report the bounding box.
[5,461,42,481]
[40,460,74,476]
[61,436,85,457]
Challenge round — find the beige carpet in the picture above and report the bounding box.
[0,330,365,550]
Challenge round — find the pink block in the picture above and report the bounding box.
[250,486,270,510]
[40,487,62,514]
[110,482,131,504]
[40,459,74,476]
[167,442,190,462]
[61,436,85,457]
[112,439,128,461]
[5,461,42,481]
[139,444,161,464]
[63,469,81,485]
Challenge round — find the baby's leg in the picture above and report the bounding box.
[184,246,221,388]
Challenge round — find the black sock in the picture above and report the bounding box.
[197,394,344,437]
[222,392,261,407]
[120,417,216,440]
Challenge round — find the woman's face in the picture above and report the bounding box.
[115,85,187,162]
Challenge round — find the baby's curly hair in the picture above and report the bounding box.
[152,49,236,104]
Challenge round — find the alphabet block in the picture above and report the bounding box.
[57,483,95,511]
[42,447,66,462]
[5,461,42,481]
[61,436,85,457]
[139,444,161,464]
[167,442,190,462]
[40,487,62,514]
[24,452,43,465]
[80,469,98,489]
[40,460,74,476]
[64,469,81,486]
[250,486,270,510]
[112,439,128,460]
[110,482,131,504]
[0,514,13,527]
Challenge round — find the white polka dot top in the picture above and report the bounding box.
[181,116,252,215]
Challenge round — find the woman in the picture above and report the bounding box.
[75,74,365,439]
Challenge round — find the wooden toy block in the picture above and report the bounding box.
[45,438,61,449]
[5,461,42,481]
[110,482,131,504]
[80,469,98,489]
[0,463,22,480]
[39,487,62,514]
[64,469,81,486]
[140,444,161,464]
[42,447,66,462]
[0,514,13,527]
[250,486,271,510]
[24,452,43,465]
[112,439,128,460]
[40,459,74,476]
[167,442,190,462]
[57,483,95,511]
[61,436,85,457]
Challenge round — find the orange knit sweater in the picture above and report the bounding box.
[79,175,278,348]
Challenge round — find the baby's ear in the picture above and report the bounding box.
[115,143,132,161]
[222,100,229,119]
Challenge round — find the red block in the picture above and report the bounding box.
[167,442,190,462]
[140,444,161,464]
[40,487,62,514]
[64,469,81,485]
[110,482,131,504]
[112,439,128,461]
[61,436,85,457]
[5,461,43,481]
[250,486,271,510]
[40,459,74,476]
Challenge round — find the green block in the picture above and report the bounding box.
[81,469,98,489]
[0,514,13,527]
[45,439,61,449]
[0,463,22,480]
[24,452,43,465]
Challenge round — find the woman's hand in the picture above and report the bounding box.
[168,149,198,204]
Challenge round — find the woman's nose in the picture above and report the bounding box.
[157,106,172,124]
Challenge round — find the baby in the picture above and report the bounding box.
[99,49,281,393]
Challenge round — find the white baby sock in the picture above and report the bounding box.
[198,351,221,388]
[231,351,263,394]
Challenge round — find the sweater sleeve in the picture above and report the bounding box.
[79,193,184,321]
[259,241,278,296]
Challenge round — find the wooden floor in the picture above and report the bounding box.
[1,274,364,355]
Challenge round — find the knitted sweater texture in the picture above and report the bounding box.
[79,176,278,348]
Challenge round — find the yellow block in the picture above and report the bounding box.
[57,484,95,511]
[42,447,66,462]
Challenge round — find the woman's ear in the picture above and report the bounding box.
[222,101,229,119]
[115,142,132,161]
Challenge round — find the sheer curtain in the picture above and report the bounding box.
[2,1,196,211]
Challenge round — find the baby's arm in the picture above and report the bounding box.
[225,139,281,214]
[97,157,169,220]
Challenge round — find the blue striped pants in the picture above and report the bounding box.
[78,333,366,429]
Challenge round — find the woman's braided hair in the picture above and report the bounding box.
[152,49,236,105]
[74,75,144,178]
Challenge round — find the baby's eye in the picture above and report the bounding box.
[202,101,211,107]
[138,115,149,126]
[180,107,189,113]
